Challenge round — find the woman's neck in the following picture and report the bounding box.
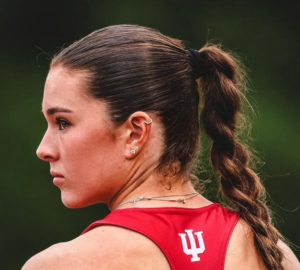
[109,174,211,211]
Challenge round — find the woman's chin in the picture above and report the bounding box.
[61,196,86,209]
[61,195,99,209]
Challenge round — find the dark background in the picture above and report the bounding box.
[0,0,299,269]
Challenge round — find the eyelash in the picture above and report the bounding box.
[56,118,70,130]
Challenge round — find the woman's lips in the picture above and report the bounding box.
[50,171,65,186]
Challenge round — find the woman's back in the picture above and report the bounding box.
[22,207,299,269]
[82,204,239,269]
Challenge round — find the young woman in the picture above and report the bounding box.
[22,25,299,270]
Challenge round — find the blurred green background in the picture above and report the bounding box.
[0,0,299,269]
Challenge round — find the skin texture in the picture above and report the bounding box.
[22,67,300,270]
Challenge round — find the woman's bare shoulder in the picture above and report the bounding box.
[278,240,300,270]
[21,242,70,270]
[225,219,266,270]
[225,219,300,270]
[22,225,170,270]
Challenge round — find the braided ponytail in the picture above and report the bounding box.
[197,45,284,269]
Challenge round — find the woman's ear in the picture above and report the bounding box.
[122,111,153,159]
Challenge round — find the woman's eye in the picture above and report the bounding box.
[56,118,70,130]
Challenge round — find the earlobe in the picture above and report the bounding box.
[130,146,140,155]
[124,112,153,159]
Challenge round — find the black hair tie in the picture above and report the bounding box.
[186,49,205,80]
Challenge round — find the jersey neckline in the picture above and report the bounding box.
[112,202,219,213]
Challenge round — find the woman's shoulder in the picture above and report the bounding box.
[225,218,266,270]
[225,219,300,270]
[22,225,170,270]
[278,239,300,270]
[21,241,71,270]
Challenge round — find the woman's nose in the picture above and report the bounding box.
[36,129,59,162]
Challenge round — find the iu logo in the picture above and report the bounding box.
[178,230,205,262]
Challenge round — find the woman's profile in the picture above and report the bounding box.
[22,25,299,270]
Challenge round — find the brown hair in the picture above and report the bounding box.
[51,25,284,269]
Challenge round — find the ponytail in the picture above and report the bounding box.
[197,45,284,270]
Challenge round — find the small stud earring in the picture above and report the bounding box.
[136,146,140,150]
[131,150,136,155]
[144,118,153,125]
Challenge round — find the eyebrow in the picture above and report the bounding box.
[44,107,74,116]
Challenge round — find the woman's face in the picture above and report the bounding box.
[37,67,125,208]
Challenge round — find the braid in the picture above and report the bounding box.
[198,45,284,270]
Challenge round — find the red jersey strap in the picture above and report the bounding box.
[82,203,239,270]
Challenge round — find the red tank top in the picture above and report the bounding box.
[82,203,239,270]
